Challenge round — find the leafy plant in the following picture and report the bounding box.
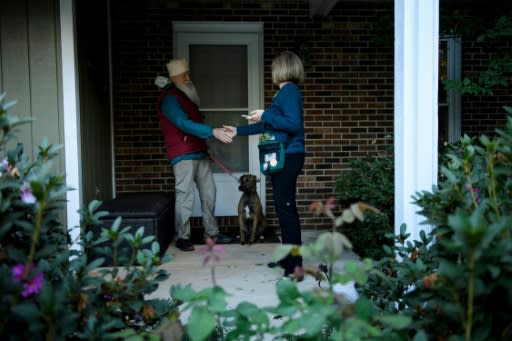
[4,89,511,341]
[335,148,394,260]
[358,112,512,341]
[442,15,512,96]
[0,94,177,340]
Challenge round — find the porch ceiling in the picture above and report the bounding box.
[308,0,339,17]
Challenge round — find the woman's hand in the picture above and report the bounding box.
[223,125,237,138]
[213,127,233,143]
[248,109,264,122]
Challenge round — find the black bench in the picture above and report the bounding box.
[89,192,174,265]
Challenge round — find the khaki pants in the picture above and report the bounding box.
[173,158,219,240]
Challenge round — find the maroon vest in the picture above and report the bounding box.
[156,87,207,161]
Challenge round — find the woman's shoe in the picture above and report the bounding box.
[267,262,279,269]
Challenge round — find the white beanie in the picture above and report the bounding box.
[166,58,189,77]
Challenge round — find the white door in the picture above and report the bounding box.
[173,22,264,216]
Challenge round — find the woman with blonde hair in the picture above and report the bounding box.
[225,51,305,279]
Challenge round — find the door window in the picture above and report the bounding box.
[190,44,249,173]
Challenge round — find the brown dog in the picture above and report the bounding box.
[238,174,266,245]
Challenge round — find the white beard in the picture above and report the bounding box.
[176,81,200,106]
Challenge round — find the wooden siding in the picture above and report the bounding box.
[1,0,114,208]
[0,0,63,169]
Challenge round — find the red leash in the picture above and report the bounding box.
[208,151,239,181]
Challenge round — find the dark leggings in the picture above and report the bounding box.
[270,153,305,275]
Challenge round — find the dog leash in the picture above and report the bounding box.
[208,151,239,182]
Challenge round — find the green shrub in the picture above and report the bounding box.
[0,94,176,340]
[335,149,394,259]
[357,111,512,341]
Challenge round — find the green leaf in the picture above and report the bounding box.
[151,241,160,254]
[236,302,269,325]
[236,301,259,317]
[276,278,301,303]
[111,216,122,231]
[3,99,18,110]
[11,302,41,320]
[399,223,407,235]
[135,226,145,238]
[438,259,465,281]
[332,231,353,250]
[350,202,365,221]
[354,297,375,321]
[187,306,216,341]
[412,330,429,341]
[342,209,355,223]
[299,310,328,336]
[375,314,411,330]
[142,235,155,245]
[171,284,197,301]
[280,318,302,334]
[208,286,228,312]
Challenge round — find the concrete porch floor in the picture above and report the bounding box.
[147,230,361,313]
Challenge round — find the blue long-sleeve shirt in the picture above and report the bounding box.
[237,82,305,154]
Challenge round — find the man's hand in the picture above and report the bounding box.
[223,126,237,139]
[213,127,233,143]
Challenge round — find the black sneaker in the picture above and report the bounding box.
[176,238,195,251]
[211,233,233,244]
[267,261,281,269]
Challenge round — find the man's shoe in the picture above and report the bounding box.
[211,233,233,244]
[176,238,195,252]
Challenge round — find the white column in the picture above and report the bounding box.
[394,0,439,242]
[59,0,82,251]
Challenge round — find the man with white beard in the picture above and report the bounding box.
[156,58,233,251]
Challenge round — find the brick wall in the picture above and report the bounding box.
[110,0,395,232]
[110,0,510,233]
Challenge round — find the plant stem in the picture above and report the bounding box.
[465,251,476,341]
[486,151,500,217]
[328,263,334,288]
[26,200,45,277]
[211,265,217,287]
[463,164,479,210]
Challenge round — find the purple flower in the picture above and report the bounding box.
[21,272,44,298]
[199,238,226,266]
[12,263,25,282]
[11,263,44,298]
[465,183,481,204]
[21,182,36,204]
